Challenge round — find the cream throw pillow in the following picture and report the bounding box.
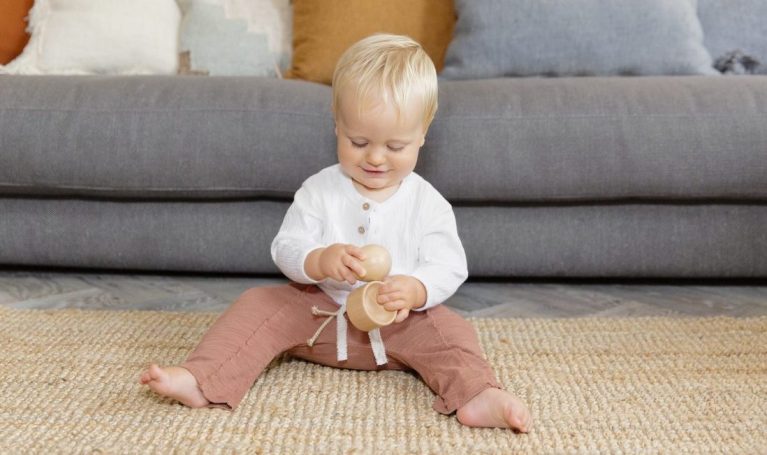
[0,0,180,75]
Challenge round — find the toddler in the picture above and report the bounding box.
[139,34,531,432]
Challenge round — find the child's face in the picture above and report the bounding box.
[335,88,427,197]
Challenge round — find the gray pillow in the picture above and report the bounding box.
[698,0,766,75]
[441,0,718,79]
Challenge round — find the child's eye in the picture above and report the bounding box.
[387,145,404,152]
[352,142,367,148]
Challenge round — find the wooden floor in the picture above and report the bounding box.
[1,269,766,318]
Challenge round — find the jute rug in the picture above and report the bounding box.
[0,306,765,454]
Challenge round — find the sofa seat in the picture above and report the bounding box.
[1,198,765,277]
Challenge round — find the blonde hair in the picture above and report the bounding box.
[331,34,438,129]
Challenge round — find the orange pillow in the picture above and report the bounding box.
[287,0,455,85]
[0,0,34,64]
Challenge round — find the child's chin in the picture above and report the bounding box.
[357,179,389,190]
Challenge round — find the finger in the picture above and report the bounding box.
[331,266,350,284]
[341,269,357,285]
[342,254,366,278]
[383,299,408,312]
[394,309,410,323]
[377,291,404,304]
[345,244,366,261]
[378,281,401,294]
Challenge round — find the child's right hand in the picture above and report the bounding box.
[316,244,367,285]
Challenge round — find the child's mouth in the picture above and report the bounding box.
[362,168,388,176]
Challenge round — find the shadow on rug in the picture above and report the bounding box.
[0,307,765,453]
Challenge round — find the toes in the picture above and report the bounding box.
[505,401,531,432]
[148,363,166,380]
[515,410,532,433]
[510,414,525,432]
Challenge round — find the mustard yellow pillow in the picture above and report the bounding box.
[0,0,33,64]
[287,0,455,85]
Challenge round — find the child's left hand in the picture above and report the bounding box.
[376,275,427,323]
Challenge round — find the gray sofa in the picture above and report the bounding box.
[1,74,766,277]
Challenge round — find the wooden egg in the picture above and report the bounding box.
[357,244,391,282]
[346,281,396,332]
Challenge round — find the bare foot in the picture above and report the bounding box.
[456,388,532,432]
[138,363,211,408]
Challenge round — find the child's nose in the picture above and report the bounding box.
[366,148,386,165]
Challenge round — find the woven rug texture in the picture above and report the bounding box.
[0,306,765,453]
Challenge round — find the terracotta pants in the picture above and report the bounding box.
[180,283,503,414]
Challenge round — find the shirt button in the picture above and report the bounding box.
[358,226,365,234]
[362,202,370,210]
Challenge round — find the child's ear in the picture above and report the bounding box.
[334,125,339,137]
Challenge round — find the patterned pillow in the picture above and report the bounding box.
[441,0,717,79]
[178,0,291,77]
[286,0,456,85]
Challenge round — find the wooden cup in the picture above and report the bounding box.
[346,281,396,332]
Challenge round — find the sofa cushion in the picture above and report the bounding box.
[285,0,455,85]
[0,76,338,199]
[422,76,767,202]
[0,75,765,202]
[441,0,717,79]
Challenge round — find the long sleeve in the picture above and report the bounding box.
[410,201,469,311]
[270,184,325,284]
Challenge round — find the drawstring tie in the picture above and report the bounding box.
[307,303,388,366]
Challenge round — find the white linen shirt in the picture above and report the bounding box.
[271,164,468,364]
